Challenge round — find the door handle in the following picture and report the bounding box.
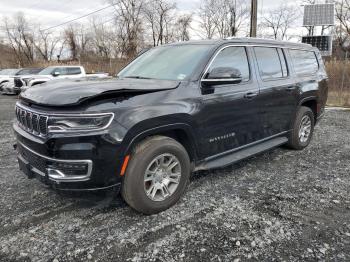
[244,92,258,99]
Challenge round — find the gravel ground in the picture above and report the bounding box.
[0,95,349,262]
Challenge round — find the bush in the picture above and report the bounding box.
[325,60,350,107]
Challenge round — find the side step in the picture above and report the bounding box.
[195,136,288,171]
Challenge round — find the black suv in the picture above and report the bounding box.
[14,38,328,214]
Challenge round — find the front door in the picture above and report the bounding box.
[196,46,263,158]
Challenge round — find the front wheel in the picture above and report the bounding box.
[121,136,190,214]
[287,106,315,150]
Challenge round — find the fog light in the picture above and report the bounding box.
[48,162,89,177]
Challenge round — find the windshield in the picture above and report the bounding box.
[0,69,20,75]
[118,45,212,81]
[38,67,55,75]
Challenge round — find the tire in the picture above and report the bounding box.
[287,106,315,150]
[121,136,191,214]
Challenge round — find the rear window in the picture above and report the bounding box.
[66,67,82,75]
[289,49,319,75]
[254,47,287,80]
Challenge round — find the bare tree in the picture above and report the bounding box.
[335,0,350,51]
[176,14,192,41]
[198,0,218,39]
[90,18,114,57]
[110,0,144,58]
[209,0,249,38]
[34,30,60,61]
[64,26,78,60]
[143,0,177,46]
[3,13,35,66]
[260,4,300,40]
[64,24,92,60]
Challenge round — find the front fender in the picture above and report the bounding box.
[118,118,199,162]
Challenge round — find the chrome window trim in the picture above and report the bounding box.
[17,141,93,182]
[201,78,243,82]
[201,45,251,83]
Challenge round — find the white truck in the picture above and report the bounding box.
[0,69,22,87]
[16,66,109,91]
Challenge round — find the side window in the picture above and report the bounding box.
[207,46,250,82]
[254,47,285,80]
[67,67,82,75]
[53,67,67,75]
[289,49,319,75]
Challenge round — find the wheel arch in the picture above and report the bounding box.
[124,123,199,165]
[299,97,318,123]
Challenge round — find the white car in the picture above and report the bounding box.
[18,66,109,90]
[0,68,22,87]
[1,68,43,95]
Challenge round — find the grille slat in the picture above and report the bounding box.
[15,105,48,137]
[32,114,39,133]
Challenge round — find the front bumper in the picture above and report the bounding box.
[17,142,93,182]
[14,122,124,191]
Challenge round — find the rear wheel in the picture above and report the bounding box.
[287,106,315,150]
[121,136,190,214]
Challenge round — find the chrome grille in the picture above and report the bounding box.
[15,105,48,136]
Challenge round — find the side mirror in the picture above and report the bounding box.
[52,71,60,77]
[201,67,242,87]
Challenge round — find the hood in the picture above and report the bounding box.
[0,76,11,80]
[20,77,180,107]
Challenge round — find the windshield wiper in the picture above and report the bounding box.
[124,76,153,79]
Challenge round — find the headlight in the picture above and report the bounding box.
[48,113,114,133]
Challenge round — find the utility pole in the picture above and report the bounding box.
[250,0,257,37]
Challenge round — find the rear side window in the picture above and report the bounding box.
[254,47,287,80]
[53,67,67,75]
[289,49,319,75]
[207,46,250,82]
[66,67,82,75]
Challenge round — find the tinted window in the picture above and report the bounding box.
[67,67,82,75]
[254,47,285,80]
[290,49,318,75]
[53,68,67,75]
[207,46,250,82]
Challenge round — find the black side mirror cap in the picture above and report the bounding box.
[202,67,243,87]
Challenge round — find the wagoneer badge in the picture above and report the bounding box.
[209,132,236,143]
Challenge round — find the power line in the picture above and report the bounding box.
[40,4,115,32]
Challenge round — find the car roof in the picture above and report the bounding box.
[47,65,82,68]
[165,37,316,50]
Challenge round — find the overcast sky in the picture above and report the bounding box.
[0,0,310,41]
[0,0,287,28]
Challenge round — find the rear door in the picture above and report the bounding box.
[253,46,298,137]
[196,45,263,158]
[66,67,83,78]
